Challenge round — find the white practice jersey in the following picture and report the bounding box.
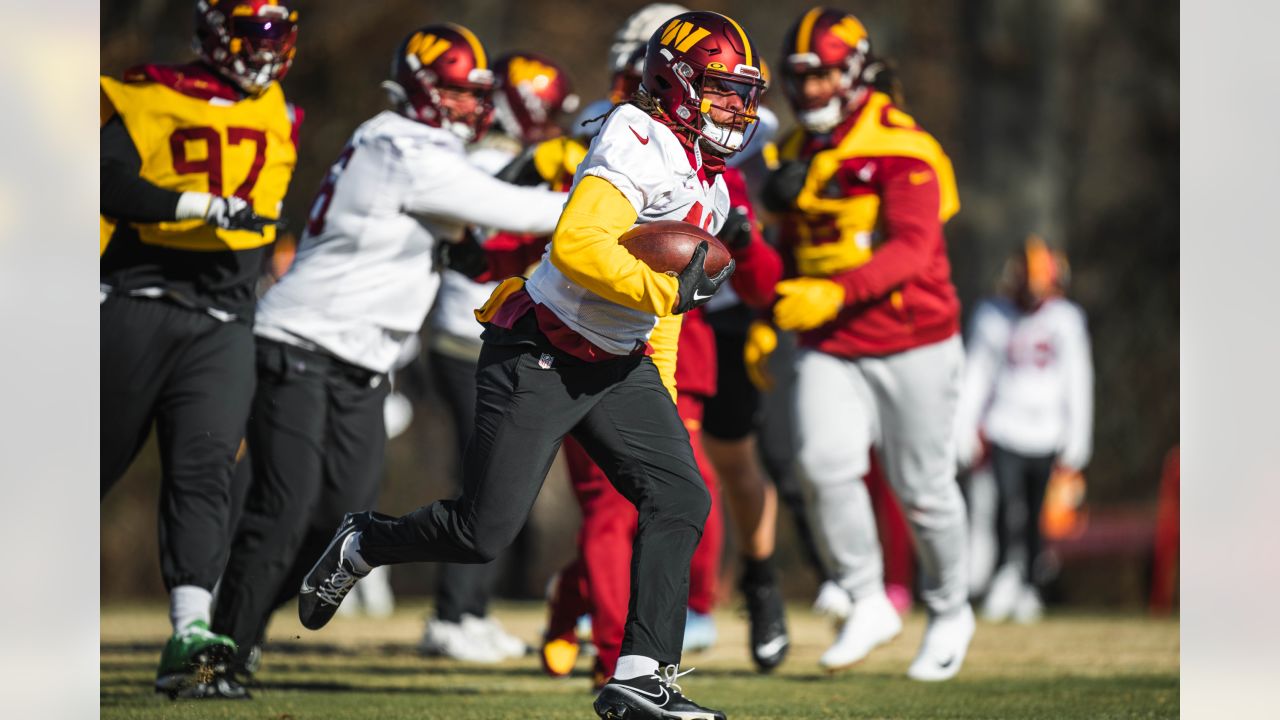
[427,141,520,350]
[525,103,729,355]
[955,297,1094,468]
[255,111,565,373]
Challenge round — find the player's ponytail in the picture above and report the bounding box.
[861,52,906,108]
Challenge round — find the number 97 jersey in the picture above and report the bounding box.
[100,72,297,253]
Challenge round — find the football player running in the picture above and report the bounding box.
[298,10,763,720]
[99,0,300,698]
[419,50,579,663]
[208,23,567,691]
[755,7,975,681]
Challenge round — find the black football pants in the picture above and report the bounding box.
[212,338,388,663]
[360,339,711,666]
[990,443,1056,583]
[100,295,255,591]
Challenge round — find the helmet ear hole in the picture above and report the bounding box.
[655,75,672,91]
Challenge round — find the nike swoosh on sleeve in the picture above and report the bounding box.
[629,126,650,145]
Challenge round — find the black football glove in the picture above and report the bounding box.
[761,160,811,214]
[205,196,279,233]
[673,241,736,314]
[435,227,490,279]
[717,205,753,250]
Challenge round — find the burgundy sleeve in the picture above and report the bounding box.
[831,156,942,304]
[476,232,550,282]
[721,168,783,308]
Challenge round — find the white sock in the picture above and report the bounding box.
[169,585,212,633]
[345,532,373,573]
[613,655,659,681]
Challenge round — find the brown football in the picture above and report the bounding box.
[618,220,732,276]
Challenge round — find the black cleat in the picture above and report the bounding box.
[181,674,253,700]
[298,512,373,631]
[593,666,725,720]
[744,579,790,673]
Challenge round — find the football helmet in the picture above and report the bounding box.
[384,23,495,142]
[780,7,872,132]
[193,0,298,96]
[1002,235,1069,309]
[610,46,646,104]
[608,3,690,73]
[492,52,579,146]
[642,10,766,155]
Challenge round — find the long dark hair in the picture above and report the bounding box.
[862,52,906,108]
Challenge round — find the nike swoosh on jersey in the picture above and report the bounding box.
[755,634,790,658]
[909,169,934,185]
[629,126,650,145]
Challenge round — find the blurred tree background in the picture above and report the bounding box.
[100,0,1178,606]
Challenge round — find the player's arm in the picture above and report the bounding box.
[404,151,566,235]
[546,175,681,316]
[828,156,943,304]
[718,170,783,309]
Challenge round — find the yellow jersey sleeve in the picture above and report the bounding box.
[548,175,681,316]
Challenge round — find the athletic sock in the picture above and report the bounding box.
[169,585,212,634]
[741,554,777,587]
[613,655,659,681]
[345,532,373,573]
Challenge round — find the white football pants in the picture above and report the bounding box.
[793,335,969,616]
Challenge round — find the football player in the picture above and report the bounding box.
[954,237,1093,623]
[208,23,567,691]
[419,49,578,663]
[99,0,300,698]
[753,7,974,680]
[298,10,764,720]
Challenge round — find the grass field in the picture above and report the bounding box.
[101,601,1178,719]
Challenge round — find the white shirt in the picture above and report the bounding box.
[255,111,565,373]
[427,140,520,349]
[525,103,729,355]
[955,296,1094,469]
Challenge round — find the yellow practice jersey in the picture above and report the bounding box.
[779,91,959,278]
[100,70,297,255]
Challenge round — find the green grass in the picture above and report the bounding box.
[101,601,1178,719]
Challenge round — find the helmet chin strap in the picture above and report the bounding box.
[699,113,745,154]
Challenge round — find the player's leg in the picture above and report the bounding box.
[211,339,330,682]
[573,358,723,720]
[152,317,255,697]
[792,349,901,671]
[702,328,788,671]
[100,296,175,496]
[985,443,1028,621]
[1015,451,1056,622]
[297,342,598,629]
[864,336,973,681]
[563,437,639,683]
[423,349,512,660]
[682,393,722,654]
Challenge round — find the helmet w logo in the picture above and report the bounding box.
[407,33,452,66]
[660,20,711,52]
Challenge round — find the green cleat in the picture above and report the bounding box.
[154,620,239,699]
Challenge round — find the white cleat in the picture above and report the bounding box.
[418,618,506,663]
[819,592,902,671]
[981,564,1022,623]
[813,580,854,621]
[1012,585,1043,625]
[462,614,529,659]
[907,604,975,682]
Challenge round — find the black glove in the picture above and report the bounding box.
[717,205,753,250]
[673,241,736,314]
[495,145,544,187]
[761,159,810,214]
[435,227,490,279]
[206,196,279,233]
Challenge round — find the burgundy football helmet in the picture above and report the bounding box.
[491,52,579,146]
[780,7,873,132]
[193,0,298,96]
[642,10,766,155]
[384,23,495,141]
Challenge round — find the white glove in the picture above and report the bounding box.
[177,192,276,233]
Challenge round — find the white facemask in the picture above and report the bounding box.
[798,96,844,133]
[700,114,745,154]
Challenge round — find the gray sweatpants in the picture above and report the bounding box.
[793,335,969,616]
